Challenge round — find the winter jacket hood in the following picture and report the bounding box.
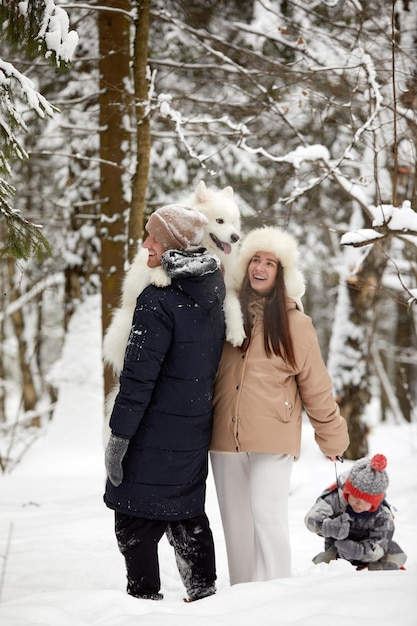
[162,248,224,310]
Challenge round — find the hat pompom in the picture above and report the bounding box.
[371,454,387,472]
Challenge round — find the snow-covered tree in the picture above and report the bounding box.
[0,0,79,259]
[145,0,417,457]
[2,0,416,467]
[0,0,80,468]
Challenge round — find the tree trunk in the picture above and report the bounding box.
[0,255,5,423]
[394,299,416,422]
[0,317,5,424]
[128,0,152,262]
[331,244,389,460]
[7,259,39,422]
[98,1,132,397]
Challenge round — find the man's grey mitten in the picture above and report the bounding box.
[335,539,364,562]
[105,434,129,487]
[321,513,351,540]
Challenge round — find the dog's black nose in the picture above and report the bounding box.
[231,233,240,243]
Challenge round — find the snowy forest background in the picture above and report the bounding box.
[1,0,417,473]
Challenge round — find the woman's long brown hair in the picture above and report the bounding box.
[239,261,297,369]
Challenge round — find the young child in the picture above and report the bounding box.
[304,454,407,570]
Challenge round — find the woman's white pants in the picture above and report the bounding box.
[210,451,293,585]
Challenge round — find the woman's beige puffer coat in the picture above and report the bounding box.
[210,297,349,460]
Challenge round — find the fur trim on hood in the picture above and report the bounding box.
[235,226,305,308]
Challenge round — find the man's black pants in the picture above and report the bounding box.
[114,512,216,600]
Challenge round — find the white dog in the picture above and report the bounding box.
[102,181,245,432]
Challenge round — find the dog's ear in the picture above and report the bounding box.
[221,186,234,198]
[194,180,207,202]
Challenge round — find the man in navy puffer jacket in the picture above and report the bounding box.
[104,204,225,602]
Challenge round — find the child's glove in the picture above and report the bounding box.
[335,539,364,561]
[321,513,351,539]
[105,434,129,487]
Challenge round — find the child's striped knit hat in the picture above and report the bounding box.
[343,454,389,512]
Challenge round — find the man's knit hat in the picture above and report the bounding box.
[344,454,389,511]
[146,204,208,251]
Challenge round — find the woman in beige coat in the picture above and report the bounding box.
[210,226,349,585]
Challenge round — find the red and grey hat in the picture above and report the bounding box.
[343,454,389,512]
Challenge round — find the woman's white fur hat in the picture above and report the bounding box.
[236,226,305,305]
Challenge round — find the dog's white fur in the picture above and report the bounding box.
[102,181,245,442]
[177,181,245,347]
[103,181,244,377]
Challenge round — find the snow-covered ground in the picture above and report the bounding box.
[1,294,416,625]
